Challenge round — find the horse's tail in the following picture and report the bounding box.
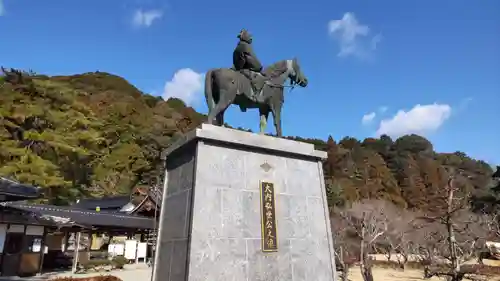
[204,69,215,111]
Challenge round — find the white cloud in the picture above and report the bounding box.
[328,12,381,58]
[132,9,163,27]
[0,0,5,16]
[376,103,452,137]
[163,68,204,105]
[362,112,376,125]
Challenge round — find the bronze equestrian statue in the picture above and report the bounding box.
[204,29,309,137]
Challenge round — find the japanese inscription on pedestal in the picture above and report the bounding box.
[260,181,278,252]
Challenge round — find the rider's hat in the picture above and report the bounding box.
[237,29,252,43]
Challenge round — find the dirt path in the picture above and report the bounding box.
[344,267,443,281]
[345,266,500,281]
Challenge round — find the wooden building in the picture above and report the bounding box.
[71,186,162,217]
[70,186,162,249]
[0,178,157,277]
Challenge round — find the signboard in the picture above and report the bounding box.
[107,244,115,255]
[32,238,42,252]
[124,240,138,260]
[114,244,125,256]
[260,181,278,252]
[108,243,125,256]
[137,242,147,259]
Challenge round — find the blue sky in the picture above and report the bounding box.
[1,0,499,164]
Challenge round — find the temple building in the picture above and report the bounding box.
[0,177,159,277]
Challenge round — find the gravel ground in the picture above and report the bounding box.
[50,264,152,281]
[0,264,152,281]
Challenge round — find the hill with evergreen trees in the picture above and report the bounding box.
[0,68,497,210]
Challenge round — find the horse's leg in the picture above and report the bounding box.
[207,104,223,126]
[206,101,220,125]
[216,111,224,126]
[259,107,269,134]
[208,90,232,126]
[206,100,217,125]
[271,102,283,137]
[259,114,266,134]
[207,104,217,125]
[206,91,223,125]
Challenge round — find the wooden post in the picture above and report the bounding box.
[71,232,81,274]
[37,227,48,276]
[62,232,69,252]
[89,231,93,251]
[135,239,139,264]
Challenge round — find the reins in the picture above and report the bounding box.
[263,63,297,92]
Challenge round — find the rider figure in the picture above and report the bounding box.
[233,29,266,99]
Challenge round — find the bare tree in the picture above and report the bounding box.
[336,199,392,281]
[478,213,500,263]
[486,215,500,237]
[409,219,442,267]
[377,208,418,270]
[331,213,358,281]
[419,176,489,281]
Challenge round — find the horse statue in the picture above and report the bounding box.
[204,58,308,137]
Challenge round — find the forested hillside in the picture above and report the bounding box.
[0,68,496,209]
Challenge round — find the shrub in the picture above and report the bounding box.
[166,98,187,110]
[461,264,500,276]
[90,251,108,259]
[111,256,128,269]
[82,259,111,271]
[51,275,122,281]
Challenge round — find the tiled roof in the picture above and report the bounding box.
[1,202,155,229]
[72,196,130,210]
[0,177,42,199]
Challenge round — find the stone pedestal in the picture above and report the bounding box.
[152,124,337,281]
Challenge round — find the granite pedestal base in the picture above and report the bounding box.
[153,124,337,281]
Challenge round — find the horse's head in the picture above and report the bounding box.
[287,58,308,87]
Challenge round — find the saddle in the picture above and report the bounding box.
[235,69,269,102]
